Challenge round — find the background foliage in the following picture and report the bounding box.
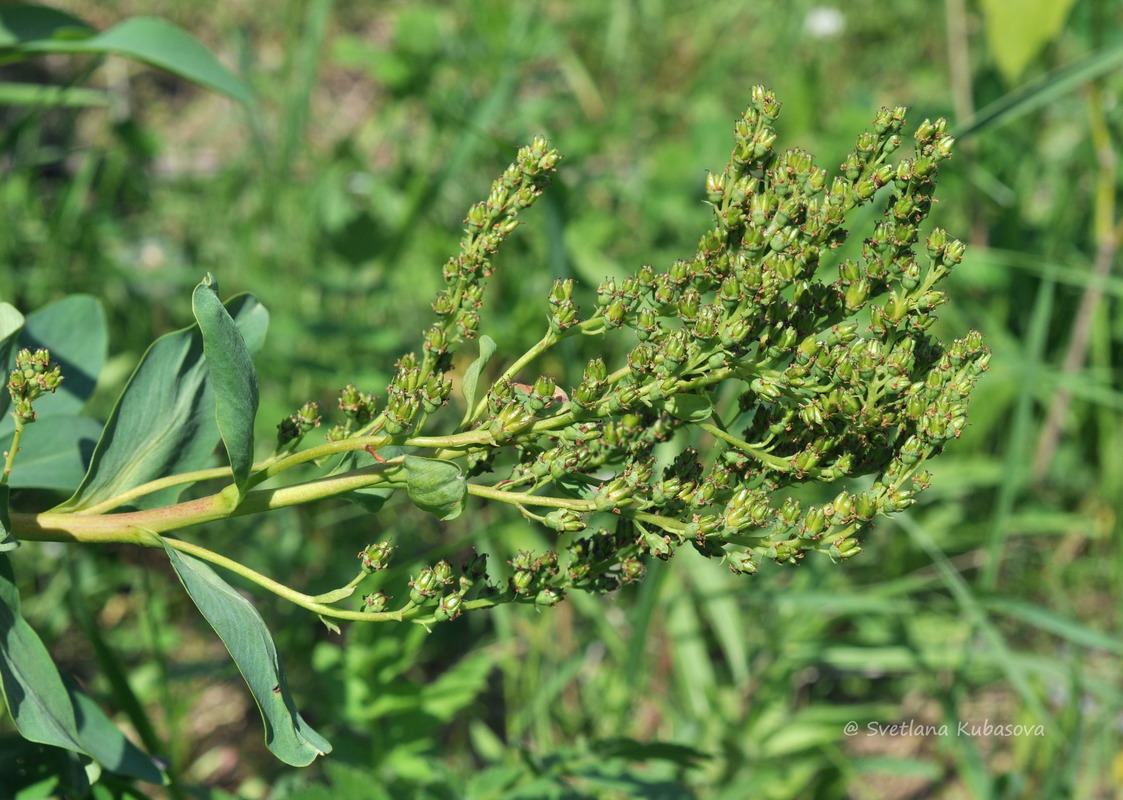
[2,0,1122,797]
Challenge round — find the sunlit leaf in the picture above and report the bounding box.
[192,275,259,497]
[54,294,267,512]
[162,541,332,766]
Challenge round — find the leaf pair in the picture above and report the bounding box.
[55,278,264,512]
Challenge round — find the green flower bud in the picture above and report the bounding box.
[535,587,564,607]
[361,591,390,613]
[726,549,758,575]
[510,569,535,595]
[619,558,646,583]
[409,569,442,604]
[358,541,395,573]
[543,508,587,532]
[829,537,862,560]
[435,593,464,622]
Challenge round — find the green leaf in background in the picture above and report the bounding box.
[0,553,162,782]
[0,303,25,421]
[0,416,102,492]
[0,4,92,51]
[0,486,15,553]
[192,275,260,497]
[662,393,714,423]
[10,13,253,107]
[979,0,1079,84]
[459,334,496,428]
[403,455,467,520]
[955,39,1123,139]
[54,294,268,513]
[161,541,332,766]
[6,295,107,426]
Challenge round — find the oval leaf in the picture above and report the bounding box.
[663,393,714,422]
[54,294,268,512]
[161,541,332,766]
[192,275,259,497]
[403,455,467,521]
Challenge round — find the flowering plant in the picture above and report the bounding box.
[0,87,986,772]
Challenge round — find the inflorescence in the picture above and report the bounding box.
[277,87,989,624]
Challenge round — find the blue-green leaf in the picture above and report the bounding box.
[9,295,107,424]
[459,335,496,428]
[0,553,162,782]
[0,303,26,421]
[192,275,259,497]
[0,415,102,492]
[54,294,268,512]
[403,456,467,520]
[0,486,15,553]
[162,541,332,766]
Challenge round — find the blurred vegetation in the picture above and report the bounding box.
[2,0,1122,797]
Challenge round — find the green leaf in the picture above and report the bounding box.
[0,554,162,782]
[979,0,1078,83]
[161,542,332,766]
[14,16,253,107]
[662,393,713,422]
[0,302,25,420]
[0,5,93,50]
[192,275,259,497]
[0,416,102,491]
[955,39,1123,139]
[8,295,107,424]
[0,486,15,553]
[459,335,496,428]
[403,456,467,520]
[54,294,268,512]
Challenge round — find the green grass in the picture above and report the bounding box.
[3,0,1123,798]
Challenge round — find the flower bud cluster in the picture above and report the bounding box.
[7,348,63,425]
[277,401,321,446]
[432,137,561,347]
[463,88,988,600]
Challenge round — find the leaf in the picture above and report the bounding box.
[0,302,25,420]
[54,294,268,513]
[0,415,102,491]
[459,335,496,428]
[0,486,15,553]
[403,456,467,520]
[0,554,162,782]
[0,5,93,50]
[192,275,259,497]
[8,295,107,424]
[662,393,713,422]
[979,0,1079,84]
[955,39,1123,139]
[161,542,332,766]
[13,15,253,107]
